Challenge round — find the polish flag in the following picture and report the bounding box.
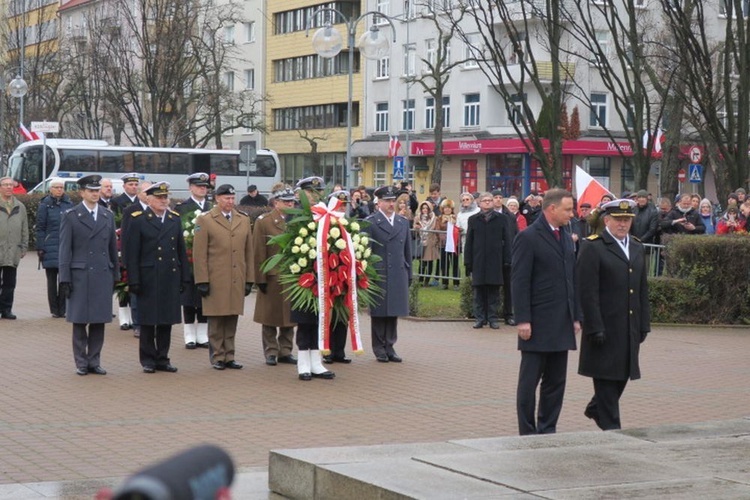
[575,165,613,216]
[19,123,44,141]
[388,136,401,157]
[642,129,665,157]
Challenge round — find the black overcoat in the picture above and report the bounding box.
[464,210,512,286]
[577,231,650,381]
[511,215,580,352]
[124,208,190,325]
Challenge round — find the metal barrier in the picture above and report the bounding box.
[643,243,665,278]
[410,228,465,288]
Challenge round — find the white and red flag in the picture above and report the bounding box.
[19,123,44,141]
[575,165,613,216]
[388,135,401,157]
[642,128,665,157]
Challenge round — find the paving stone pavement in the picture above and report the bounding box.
[0,257,749,497]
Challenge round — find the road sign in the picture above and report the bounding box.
[31,121,59,133]
[393,156,404,180]
[689,164,703,183]
[677,168,686,183]
[239,145,257,173]
[688,146,702,164]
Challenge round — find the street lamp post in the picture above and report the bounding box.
[8,75,28,125]
[308,9,396,188]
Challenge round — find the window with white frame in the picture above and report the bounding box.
[442,96,451,127]
[224,71,235,91]
[223,25,235,45]
[376,56,390,79]
[405,0,418,18]
[425,39,437,72]
[374,160,387,185]
[403,44,416,76]
[464,33,481,68]
[244,21,255,43]
[375,102,389,132]
[376,0,389,25]
[508,93,525,125]
[425,97,435,129]
[626,100,636,129]
[593,31,609,66]
[590,93,608,127]
[402,99,415,131]
[244,69,255,90]
[463,93,480,126]
[508,31,526,64]
[224,114,235,135]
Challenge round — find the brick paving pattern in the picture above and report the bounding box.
[0,257,748,485]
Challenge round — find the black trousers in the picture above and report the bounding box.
[182,305,207,324]
[45,268,66,316]
[473,285,500,324]
[371,316,398,357]
[296,321,318,350]
[0,266,18,314]
[502,266,513,319]
[586,379,629,430]
[329,321,348,358]
[517,351,568,435]
[139,324,172,368]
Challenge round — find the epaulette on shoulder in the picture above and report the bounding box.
[257,213,266,220]
[586,234,601,241]
[631,235,641,242]
[236,211,248,217]
[131,211,143,217]
[169,209,179,216]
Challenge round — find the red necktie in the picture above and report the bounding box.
[553,228,560,241]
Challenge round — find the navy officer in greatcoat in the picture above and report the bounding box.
[59,175,119,376]
[577,199,650,430]
[363,185,412,363]
[124,182,190,373]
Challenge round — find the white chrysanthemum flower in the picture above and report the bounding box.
[291,246,300,254]
[299,227,308,237]
[339,218,349,226]
[364,247,371,258]
[299,243,310,253]
[360,236,369,246]
[183,230,189,238]
[308,222,317,230]
[335,239,347,250]
[294,236,304,246]
[290,263,301,274]
[350,222,360,232]
[352,234,361,244]
[298,257,308,268]
[330,217,338,225]
[329,227,341,239]
[357,245,365,254]
[308,237,317,247]
[361,260,368,271]
[355,251,362,260]
[308,249,317,259]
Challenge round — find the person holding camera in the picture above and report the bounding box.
[717,204,746,234]
[347,190,370,219]
[660,193,705,235]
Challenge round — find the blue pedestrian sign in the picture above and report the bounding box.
[688,163,703,183]
[393,156,405,180]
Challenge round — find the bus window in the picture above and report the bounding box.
[210,154,239,175]
[134,152,169,174]
[254,155,277,177]
[170,153,191,174]
[100,151,135,173]
[60,149,98,172]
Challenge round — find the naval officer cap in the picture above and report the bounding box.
[145,181,170,197]
[295,176,324,191]
[120,173,141,183]
[187,172,210,186]
[271,185,296,201]
[328,190,350,202]
[374,185,398,200]
[602,198,636,217]
[77,175,102,190]
[215,184,236,197]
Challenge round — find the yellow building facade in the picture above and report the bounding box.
[265,0,364,187]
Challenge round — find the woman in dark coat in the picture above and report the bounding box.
[35,179,73,317]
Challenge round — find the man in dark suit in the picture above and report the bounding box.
[577,199,650,430]
[511,188,581,435]
[125,182,190,373]
[110,173,141,224]
[465,192,512,329]
[59,175,119,376]
[175,173,212,349]
[364,185,412,363]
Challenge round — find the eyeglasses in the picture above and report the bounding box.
[0,183,14,188]
[480,199,493,203]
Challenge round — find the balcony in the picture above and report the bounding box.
[503,60,576,83]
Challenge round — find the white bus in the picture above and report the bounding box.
[7,139,280,197]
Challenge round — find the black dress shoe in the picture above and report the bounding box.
[331,356,352,364]
[212,361,226,370]
[489,322,500,329]
[376,355,389,362]
[120,324,131,330]
[185,342,197,350]
[278,355,297,364]
[225,360,243,369]
[387,354,403,363]
[88,366,107,375]
[312,370,335,379]
[298,372,312,381]
[472,321,484,329]
[265,355,278,366]
[156,364,178,373]
[76,368,88,376]
[143,366,155,374]
[52,313,64,318]
[1,312,17,320]
[197,342,210,349]
[505,317,517,326]
[322,355,333,364]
